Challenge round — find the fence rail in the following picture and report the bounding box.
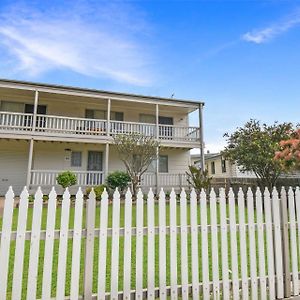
[0,185,300,299]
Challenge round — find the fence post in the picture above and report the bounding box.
[83,189,96,300]
[280,187,291,298]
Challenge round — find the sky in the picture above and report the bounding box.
[0,0,299,153]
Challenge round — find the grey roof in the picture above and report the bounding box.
[0,78,204,107]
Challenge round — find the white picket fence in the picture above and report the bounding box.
[0,186,300,299]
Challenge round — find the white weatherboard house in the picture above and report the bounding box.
[0,79,204,195]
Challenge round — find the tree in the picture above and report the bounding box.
[274,129,300,170]
[223,119,293,190]
[186,165,212,194]
[113,133,159,197]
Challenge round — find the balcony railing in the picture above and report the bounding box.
[30,170,104,186]
[30,170,189,188]
[0,111,200,142]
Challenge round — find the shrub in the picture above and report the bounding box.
[86,185,106,200]
[106,171,131,193]
[186,165,212,194]
[56,171,77,188]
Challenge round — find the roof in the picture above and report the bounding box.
[0,78,204,108]
[204,152,222,160]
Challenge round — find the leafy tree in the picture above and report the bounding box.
[56,171,77,188]
[113,133,159,197]
[275,129,300,170]
[186,165,212,194]
[223,119,293,190]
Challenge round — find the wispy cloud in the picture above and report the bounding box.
[242,10,300,44]
[0,2,154,85]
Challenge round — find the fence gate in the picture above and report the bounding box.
[0,185,300,299]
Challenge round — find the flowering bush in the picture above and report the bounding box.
[274,129,300,170]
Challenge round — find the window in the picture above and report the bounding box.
[159,155,168,173]
[221,159,226,173]
[0,101,24,112]
[211,161,215,174]
[147,155,169,173]
[111,111,124,121]
[139,114,156,124]
[71,151,82,167]
[85,109,106,119]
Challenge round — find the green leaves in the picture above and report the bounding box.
[223,119,293,189]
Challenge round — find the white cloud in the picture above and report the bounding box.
[0,2,154,85]
[242,11,300,44]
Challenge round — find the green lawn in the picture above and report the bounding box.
[1,202,260,299]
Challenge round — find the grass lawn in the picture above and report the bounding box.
[1,202,257,299]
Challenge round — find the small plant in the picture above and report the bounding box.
[106,171,131,194]
[86,185,106,200]
[186,165,212,194]
[56,171,77,188]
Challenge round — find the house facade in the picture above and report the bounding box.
[0,79,204,195]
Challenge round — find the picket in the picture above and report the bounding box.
[147,188,155,299]
[255,188,267,300]
[1,185,297,300]
[247,187,258,299]
[264,188,276,299]
[190,189,200,300]
[228,188,239,300]
[136,189,144,299]
[11,187,29,300]
[200,189,210,299]
[237,188,248,300]
[0,187,15,299]
[210,188,220,299]
[288,187,299,295]
[159,188,167,300]
[42,187,57,300]
[169,188,178,299]
[97,188,109,300]
[56,188,71,299]
[26,187,44,300]
[123,188,132,299]
[110,188,121,299]
[70,187,84,300]
[272,188,284,298]
[219,188,229,300]
[180,188,188,300]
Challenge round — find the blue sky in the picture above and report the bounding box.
[0,0,299,152]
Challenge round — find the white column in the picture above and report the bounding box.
[107,98,111,136]
[199,103,205,172]
[32,90,39,131]
[26,139,34,188]
[105,143,109,181]
[155,104,159,193]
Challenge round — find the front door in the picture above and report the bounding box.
[87,151,103,185]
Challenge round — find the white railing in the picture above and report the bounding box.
[0,111,33,131]
[30,170,104,186]
[110,120,156,136]
[0,185,298,299]
[35,114,107,136]
[142,173,189,187]
[0,111,200,142]
[159,124,200,141]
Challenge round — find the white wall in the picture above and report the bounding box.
[0,139,29,195]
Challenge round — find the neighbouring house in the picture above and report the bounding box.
[195,152,300,188]
[0,79,204,195]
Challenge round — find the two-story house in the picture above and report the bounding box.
[0,79,204,195]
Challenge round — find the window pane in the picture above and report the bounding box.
[139,114,155,124]
[71,151,82,167]
[159,155,168,173]
[85,109,106,119]
[1,101,24,112]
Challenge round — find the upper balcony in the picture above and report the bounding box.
[0,79,204,148]
[0,111,200,146]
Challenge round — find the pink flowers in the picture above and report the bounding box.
[275,129,300,169]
